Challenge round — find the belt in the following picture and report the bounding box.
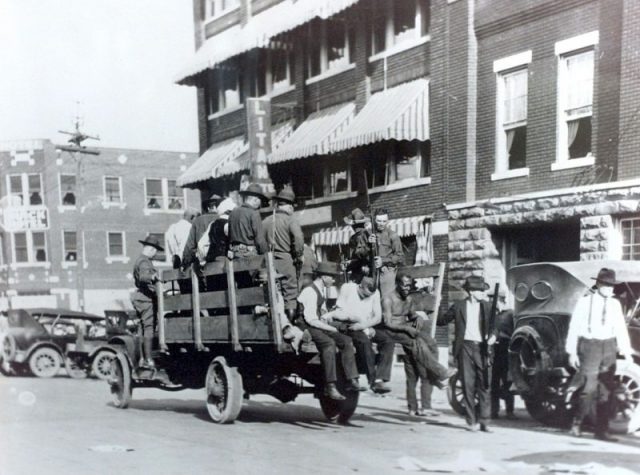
[230,243,256,251]
[463,340,482,345]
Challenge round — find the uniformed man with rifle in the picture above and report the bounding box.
[369,207,404,297]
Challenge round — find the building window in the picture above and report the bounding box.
[621,217,640,261]
[207,65,243,115]
[365,141,430,188]
[60,174,77,206]
[8,173,43,206]
[107,232,125,257]
[145,178,186,211]
[306,17,355,80]
[104,176,122,203]
[148,233,167,262]
[497,68,528,171]
[13,231,47,263]
[370,0,430,57]
[63,231,77,262]
[326,160,351,194]
[205,0,239,20]
[269,45,294,93]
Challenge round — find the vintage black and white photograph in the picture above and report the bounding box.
[1,0,640,473]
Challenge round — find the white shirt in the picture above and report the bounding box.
[464,299,482,342]
[565,291,632,357]
[297,279,327,326]
[326,282,381,327]
[166,219,192,258]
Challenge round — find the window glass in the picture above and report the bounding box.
[507,126,527,170]
[145,179,163,209]
[63,231,77,262]
[371,7,387,54]
[499,68,528,170]
[502,69,528,126]
[565,50,594,116]
[167,180,184,210]
[621,218,640,261]
[394,0,418,45]
[9,175,24,204]
[28,174,43,205]
[389,141,429,182]
[271,47,291,90]
[327,20,348,70]
[108,232,124,257]
[104,177,121,202]
[307,22,322,78]
[220,68,241,109]
[32,232,47,262]
[60,174,77,206]
[14,232,28,263]
[327,161,349,193]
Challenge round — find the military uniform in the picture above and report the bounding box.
[374,227,404,296]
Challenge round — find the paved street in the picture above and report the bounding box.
[1,366,640,475]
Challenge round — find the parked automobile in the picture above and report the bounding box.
[0,307,121,379]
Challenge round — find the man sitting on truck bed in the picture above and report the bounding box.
[297,261,360,401]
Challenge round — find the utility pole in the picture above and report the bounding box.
[57,117,100,311]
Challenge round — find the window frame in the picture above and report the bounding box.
[103,175,123,204]
[62,230,78,264]
[7,173,44,207]
[204,0,240,22]
[143,178,187,213]
[620,217,640,261]
[207,65,244,117]
[552,31,599,171]
[305,17,356,83]
[11,230,48,266]
[106,231,126,260]
[58,173,77,208]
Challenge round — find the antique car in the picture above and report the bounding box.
[0,307,120,379]
[507,260,640,433]
[106,252,444,424]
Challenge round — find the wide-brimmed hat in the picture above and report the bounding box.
[591,267,620,286]
[201,190,223,205]
[239,183,268,201]
[139,234,164,252]
[314,261,342,277]
[463,275,489,292]
[272,187,296,204]
[343,208,371,226]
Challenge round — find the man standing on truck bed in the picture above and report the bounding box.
[132,235,164,368]
[228,183,269,259]
[566,267,633,442]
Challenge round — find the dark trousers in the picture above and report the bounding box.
[308,327,359,384]
[348,328,395,384]
[574,337,617,434]
[459,340,491,426]
[274,253,298,313]
[405,356,434,411]
[391,330,449,381]
[491,339,514,416]
[131,291,156,361]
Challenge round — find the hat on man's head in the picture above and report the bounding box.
[272,187,296,204]
[239,183,268,201]
[462,275,489,292]
[344,208,371,226]
[314,261,342,277]
[201,190,223,206]
[139,234,164,252]
[591,267,620,287]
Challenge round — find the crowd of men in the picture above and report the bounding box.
[131,183,633,440]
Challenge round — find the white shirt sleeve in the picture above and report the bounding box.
[297,287,319,325]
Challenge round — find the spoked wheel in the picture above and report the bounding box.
[29,347,62,378]
[65,357,88,379]
[91,350,115,381]
[109,352,132,409]
[524,397,572,427]
[205,357,243,423]
[447,372,467,416]
[609,360,640,434]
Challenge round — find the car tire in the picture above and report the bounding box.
[91,350,115,381]
[609,360,640,434]
[205,357,243,423]
[29,347,62,378]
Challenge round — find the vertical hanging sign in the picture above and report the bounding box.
[246,98,274,194]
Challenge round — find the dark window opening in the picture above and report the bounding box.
[568,117,591,159]
[507,126,527,170]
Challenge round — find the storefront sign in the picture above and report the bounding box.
[246,98,274,192]
[3,207,49,231]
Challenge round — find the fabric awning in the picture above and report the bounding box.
[312,215,430,246]
[176,137,247,187]
[176,0,360,85]
[330,79,430,153]
[270,103,355,164]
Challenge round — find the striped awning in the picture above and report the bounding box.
[331,79,429,153]
[270,103,355,164]
[177,137,248,187]
[176,0,360,85]
[312,215,429,246]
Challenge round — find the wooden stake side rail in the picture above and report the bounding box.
[226,259,242,351]
[191,271,205,351]
[266,252,284,352]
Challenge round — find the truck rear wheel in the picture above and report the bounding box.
[205,357,243,423]
[524,397,572,427]
[110,351,132,409]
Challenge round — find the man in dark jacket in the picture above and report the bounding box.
[181,191,222,268]
[344,208,372,283]
[438,275,497,432]
[263,187,304,316]
[490,291,515,420]
[370,208,404,296]
[131,235,164,368]
[228,183,269,259]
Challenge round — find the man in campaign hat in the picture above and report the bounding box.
[263,186,304,318]
[566,267,633,441]
[131,234,165,368]
[344,208,372,282]
[228,183,269,259]
[438,275,497,432]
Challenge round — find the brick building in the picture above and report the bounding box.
[175,0,640,307]
[0,139,199,314]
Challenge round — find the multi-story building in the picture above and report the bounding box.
[0,139,199,314]
[175,0,640,308]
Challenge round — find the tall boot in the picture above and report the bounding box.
[142,336,155,368]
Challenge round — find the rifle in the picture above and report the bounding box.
[482,282,500,389]
[335,221,348,282]
[362,170,379,288]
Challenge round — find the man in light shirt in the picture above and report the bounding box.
[566,267,633,441]
[324,277,396,393]
[166,209,199,269]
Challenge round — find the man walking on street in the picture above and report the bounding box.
[566,267,633,441]
[131,235,164,368]
[263,186,304,318]
[438,275,496,432]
